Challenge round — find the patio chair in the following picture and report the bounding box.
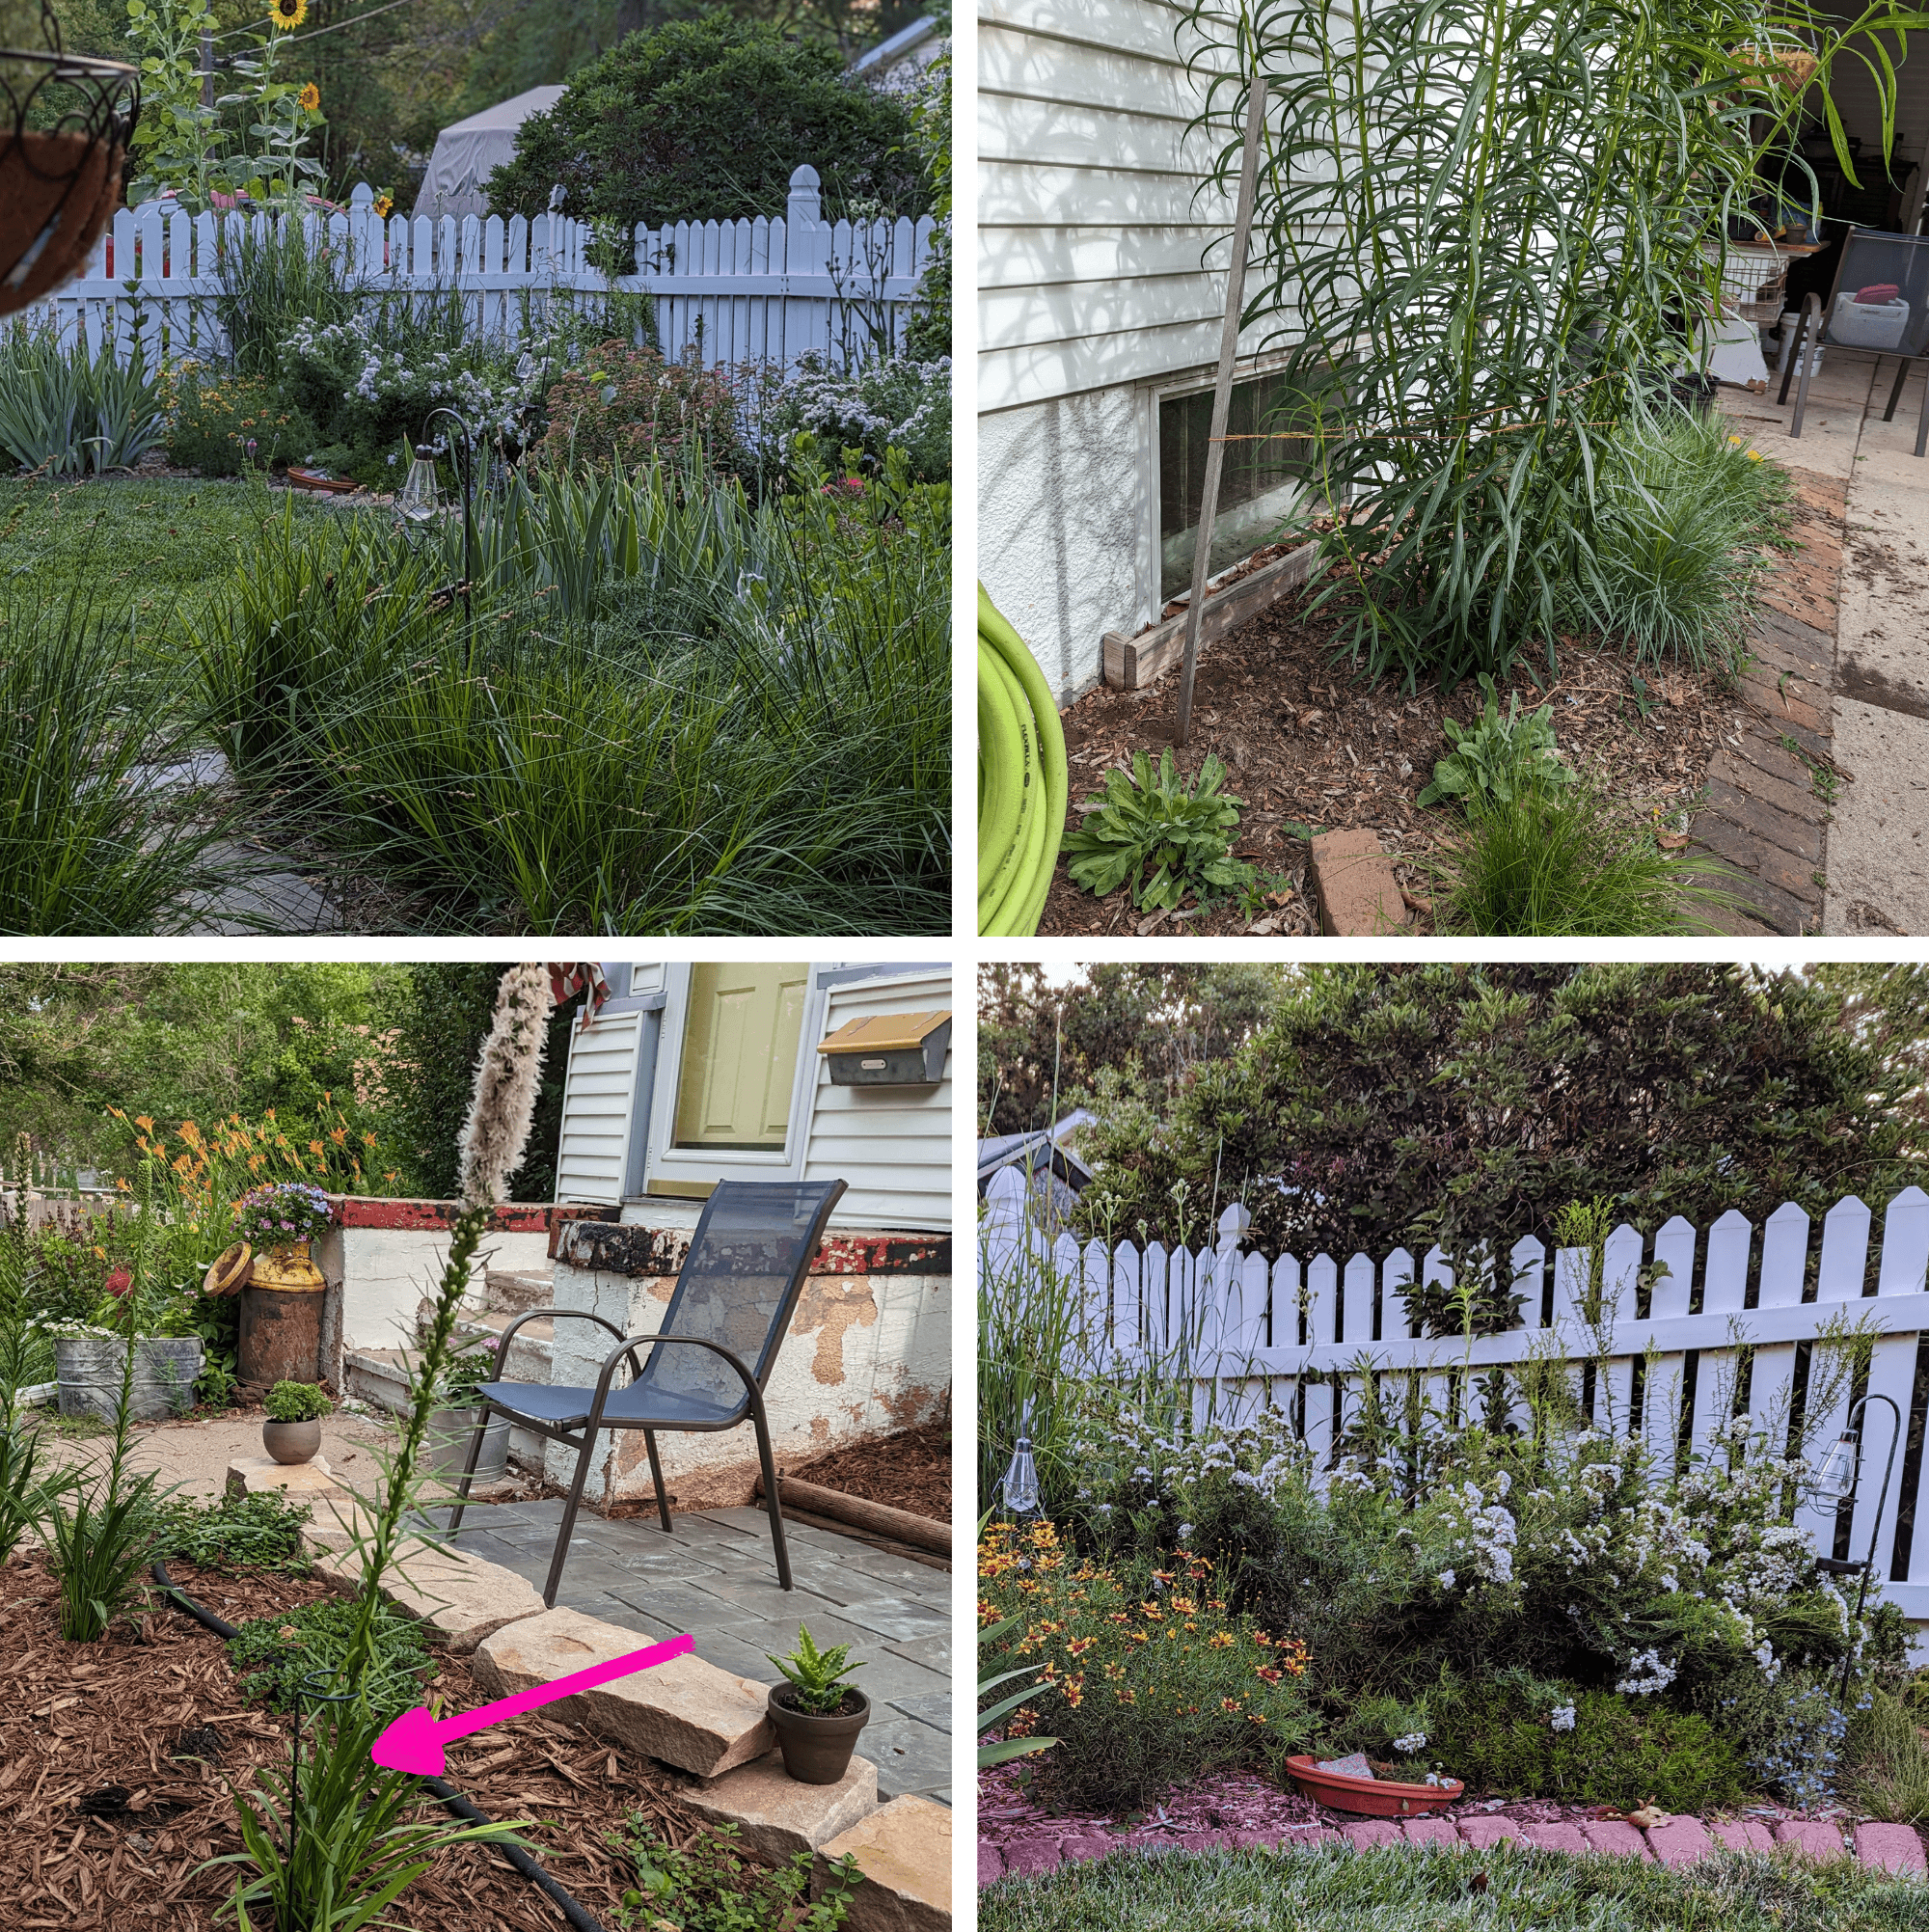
[445,1177,847,1607]
[1779,226,1929,458]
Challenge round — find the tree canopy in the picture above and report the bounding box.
[992,966,1927,1289]
[485,15,929,232]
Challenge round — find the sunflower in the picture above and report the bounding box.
[269,0,306,26]
[372,191,393,218]
[297,81,320,111]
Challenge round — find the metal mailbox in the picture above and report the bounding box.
[816,1010,951,1087]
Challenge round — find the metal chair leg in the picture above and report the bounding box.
[1885,357,1910,422]
[542,1428,600,1609]
[444,1401,494,1537]
[643,1429,672,1533]
[1790,295,1823,439]
[1915,364,1929,459]
[748,1396,792,1591]
[1778,301,1809,406]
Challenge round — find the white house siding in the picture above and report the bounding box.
[555,1008,646,1208]
[801,966,953,1232]
[979,0,1274,697]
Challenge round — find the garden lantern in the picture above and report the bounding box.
[1002,1431,1040,1517]
[1806,1393,1902,1707]
[396,444,440,525]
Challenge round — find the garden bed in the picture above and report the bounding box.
[0,1542,711,1930]
[784,1421,951,1525]
[1041,578,1751,937]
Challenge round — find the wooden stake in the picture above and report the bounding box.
[1175,72,1269,748]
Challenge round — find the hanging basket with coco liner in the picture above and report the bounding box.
[1,0,138,315]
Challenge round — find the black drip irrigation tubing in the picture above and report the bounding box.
[149,1560,612,1932]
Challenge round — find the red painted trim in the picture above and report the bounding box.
[330,1197,555,1234]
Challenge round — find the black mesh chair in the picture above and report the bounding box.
[1780,226,1929,458]
[446,1177,847,1606]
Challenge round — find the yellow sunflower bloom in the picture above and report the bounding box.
[373,192,394,218]
[270,0,307,26]
[298,81,320,112]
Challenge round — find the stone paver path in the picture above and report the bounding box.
[429,1499,951,1806]
[980,1806,1927,1885]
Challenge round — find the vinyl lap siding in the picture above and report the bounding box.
[802,971,952,1232]
[556,1010,643,1207]
[979,0,1261,413]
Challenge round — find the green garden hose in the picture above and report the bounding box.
[977,586,1068,936]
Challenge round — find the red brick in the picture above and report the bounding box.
[1402,1816,1461,1848]
[978,1846,1005,1887]
[1854,1822,1926,1874]
[1522,1822,1589,1854]
[1308,829,1411,937]
[1339,1819,1402,1850]
[1712,1819,1776,1855]
[1059,1834,1113,1864]
[1581,1820,1652,1859]
[1458,1816,1527,1851]
[1644,1817,1714,1867]
[998,1837,1065,1877]
[1775,1820,1847,1862]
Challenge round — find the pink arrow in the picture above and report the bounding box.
[371,1633,694,1776]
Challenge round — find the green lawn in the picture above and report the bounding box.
[0,476,350,639]
[980,1843,1929,1932]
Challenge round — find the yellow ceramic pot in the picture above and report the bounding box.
[249,1238,326,1293]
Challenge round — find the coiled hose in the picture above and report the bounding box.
[977,585,1068,937]
[150,1560,611,1932]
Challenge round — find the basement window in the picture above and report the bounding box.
[1159,369,1313,600]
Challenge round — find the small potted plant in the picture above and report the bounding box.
[765,1623,870,1783]
[261,1379,333,1464]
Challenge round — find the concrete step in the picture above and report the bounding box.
[343,1338,550,1472]
[483,1267,555,1318]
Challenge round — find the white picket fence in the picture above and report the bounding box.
[981,1167,1929,1619]
[23,167,935,376]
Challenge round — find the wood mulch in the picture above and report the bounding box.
[0,1543,716,1931]
[784,1422,951,1527]
[1041,576,1752,938]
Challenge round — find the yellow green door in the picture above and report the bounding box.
[671,964,810,1151]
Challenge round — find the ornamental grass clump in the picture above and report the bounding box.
[978,1518,1313,1810]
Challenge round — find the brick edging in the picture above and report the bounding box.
[980,1808,1927,1884]
[1688,465,1846,935]
[331,1196,555,1233]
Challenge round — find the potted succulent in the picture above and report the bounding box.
[765,1624,870,1784]
[261,1378,333,1464]
[425,1342,509,1483]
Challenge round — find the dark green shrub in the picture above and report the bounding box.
[485,18,929,247]
[1436,1684,1745,1812]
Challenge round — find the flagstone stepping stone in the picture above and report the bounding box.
[818,1793,952,1932]
[312,1537,545,1653]
[685,1748,877,1860]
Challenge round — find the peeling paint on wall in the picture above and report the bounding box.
[793,1274,879,1385]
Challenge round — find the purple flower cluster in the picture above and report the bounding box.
[237,1181,335,1248]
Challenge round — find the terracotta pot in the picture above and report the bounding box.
[261,1417,321,1464]
[0,132,124,314]
[766,1685,870,1785]
[1286,1755,1463,1817]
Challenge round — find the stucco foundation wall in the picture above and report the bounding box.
[979,387,1144,702]
[321,1200,554,1358]
[544,1217,951,1508]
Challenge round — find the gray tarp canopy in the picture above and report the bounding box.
[413,84,566,221]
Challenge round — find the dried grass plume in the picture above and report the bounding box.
[459,963,556,1209]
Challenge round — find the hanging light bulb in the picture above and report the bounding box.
[1814,1428,1861,1508]
[1002,1432,1040,1517]
[396,444,440,524]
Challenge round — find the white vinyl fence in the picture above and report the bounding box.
[24,167,935,377]
[981,1167,1929,1619]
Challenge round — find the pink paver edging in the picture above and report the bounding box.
[1855,1823,1927,1875]
[1580,1819,1652,1860]
[1645,1817,1715,1867]
[1776,1819,1848,1863]
[1402,1817,1460,1848]
[1457,1816,1527,1851]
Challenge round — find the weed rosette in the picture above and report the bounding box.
[979,1518,1313,1809]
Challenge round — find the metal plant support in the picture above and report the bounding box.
[1,0,139,312]
[1175,72,1269,748]
[1810,1392,1903,1707]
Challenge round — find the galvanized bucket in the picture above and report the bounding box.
[55,1335,204,1421]
[425,1405,510,1483]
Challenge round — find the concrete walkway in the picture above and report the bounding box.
[1720,348,1929,934]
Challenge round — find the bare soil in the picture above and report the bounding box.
[0,1543,713,1930]
[1041,580,1752,938]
